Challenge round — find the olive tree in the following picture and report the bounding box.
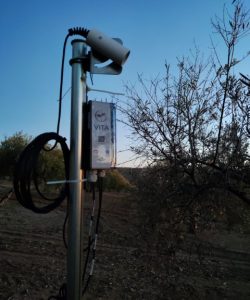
[120,0,250,206]
[0,132,30,178]
[0,132,65,181]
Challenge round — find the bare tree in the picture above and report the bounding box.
[118,3,250,297]
[120,0,250,205]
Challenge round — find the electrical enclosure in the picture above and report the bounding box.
[88,101,116,169]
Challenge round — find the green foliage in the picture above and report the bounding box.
[0,132,30,178]
[104,169,131,191]
[0,132,66,182]
[36,146,66,182]
[33,144,66,197]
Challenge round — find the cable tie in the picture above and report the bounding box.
[47,179,87,185]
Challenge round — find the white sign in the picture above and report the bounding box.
[90,101,116,169]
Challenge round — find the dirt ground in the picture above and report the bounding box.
[1,180,250,299]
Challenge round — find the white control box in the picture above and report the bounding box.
[89,101,116,169]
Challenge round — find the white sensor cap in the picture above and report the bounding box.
[86,29,130,66]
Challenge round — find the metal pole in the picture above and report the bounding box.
[67,39,87,300]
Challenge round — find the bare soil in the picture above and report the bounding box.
[1,181,250,299]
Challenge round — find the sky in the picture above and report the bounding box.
[0,0,250,167]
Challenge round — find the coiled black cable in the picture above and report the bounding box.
[13,132,69,214]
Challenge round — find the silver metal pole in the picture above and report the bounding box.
[67,39,87,300]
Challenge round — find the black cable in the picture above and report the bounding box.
[52,27,89,149]
[55,33,71,137]
[57,27,89,135]
[82,175,104,296]
[63,212,69,249]
[96,176,103,235]
[13,132,69,214]
[82,182,95,284]
[48,283,67,300]
[52,26,90,246]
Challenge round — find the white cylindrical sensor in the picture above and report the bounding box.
[86,29,130,66]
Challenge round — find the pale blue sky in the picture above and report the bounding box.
[0,0,249,166]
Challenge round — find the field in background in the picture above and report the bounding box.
[1,177,250,299]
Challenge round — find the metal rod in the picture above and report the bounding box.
[87,85,125,95]
[67,39,87,300]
